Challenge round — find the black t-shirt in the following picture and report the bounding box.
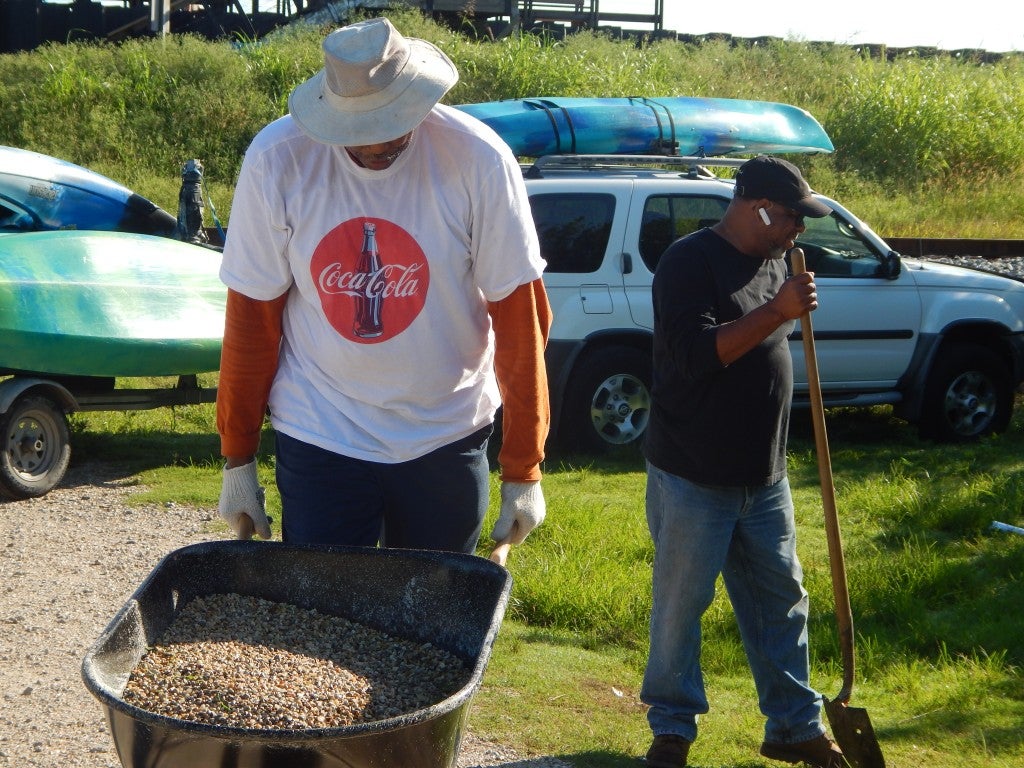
[643,228,793,486]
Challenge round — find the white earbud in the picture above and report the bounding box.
[758,207,772,226]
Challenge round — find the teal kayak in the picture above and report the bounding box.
[454,96,834,157]
[0,230,225,376]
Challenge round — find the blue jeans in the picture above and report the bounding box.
[641,463,825,745]
[274,426,492,554]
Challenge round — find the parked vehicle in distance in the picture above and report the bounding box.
[526,154,1024,452]
[0,145,177,236]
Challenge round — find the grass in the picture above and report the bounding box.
[64,388,1024,767]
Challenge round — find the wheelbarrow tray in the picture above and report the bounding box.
[81,540,512,768]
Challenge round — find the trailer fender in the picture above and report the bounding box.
[0,377,79,415]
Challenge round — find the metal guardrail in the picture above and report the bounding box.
[519,0,664,30]
[0,0,667,53]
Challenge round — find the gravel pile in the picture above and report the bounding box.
[123,593,470,729]
[0,463,571,768]
[921,255,1024,279]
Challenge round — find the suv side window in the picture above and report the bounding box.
[529,193,615,274]
[639,195,729,271]
[796,213,885,278]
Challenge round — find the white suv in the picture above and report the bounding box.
[526,155,1024,453]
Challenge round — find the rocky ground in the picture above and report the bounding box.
[923,255,1024,278]
[0,463,569,768]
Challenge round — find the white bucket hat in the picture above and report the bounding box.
[288,17,459,146]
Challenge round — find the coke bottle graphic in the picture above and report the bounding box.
[354,221,384,338]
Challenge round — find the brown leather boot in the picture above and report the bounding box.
[645,734,691,767]
[760,734,850,768]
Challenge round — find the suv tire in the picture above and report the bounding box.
[562,346,652,453]
[919,342,1013,442]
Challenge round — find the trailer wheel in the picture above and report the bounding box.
[0,394,71,499]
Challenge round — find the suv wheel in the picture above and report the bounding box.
[562,346,651,453]
[919,342,1013,442]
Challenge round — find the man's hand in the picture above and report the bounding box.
[218,461,271,540]
[773,271,817,320]
[492,481,546,544]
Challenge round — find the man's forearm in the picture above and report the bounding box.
[714,301,788,366]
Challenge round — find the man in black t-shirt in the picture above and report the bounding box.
[640,156,848,768]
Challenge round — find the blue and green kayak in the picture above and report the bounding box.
[0,145,176,236]
[454,96,834,157]
[0,230,225,377]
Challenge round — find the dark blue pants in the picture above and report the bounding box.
[274,426,492,554]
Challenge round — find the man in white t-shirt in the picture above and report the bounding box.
[216,17,551,555]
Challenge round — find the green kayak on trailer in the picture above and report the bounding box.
[0,230,225,377]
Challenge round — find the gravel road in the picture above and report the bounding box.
[0,463,570,768]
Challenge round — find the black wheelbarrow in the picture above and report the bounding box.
[81,541,512,768]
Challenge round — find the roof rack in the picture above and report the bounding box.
[524,154,747,178]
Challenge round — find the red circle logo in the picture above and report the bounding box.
[310,218,429,343]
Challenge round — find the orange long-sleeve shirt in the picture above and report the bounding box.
[216,279,552,481]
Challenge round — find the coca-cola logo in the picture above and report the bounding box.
[318,262,423,300]
[310,218,429,343]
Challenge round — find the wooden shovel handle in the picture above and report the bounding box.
[237,513,255,540]
[791,248,856,704]
[489,521,519,567]
[489,539,513,567]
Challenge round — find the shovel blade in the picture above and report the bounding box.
[824,697,886,768]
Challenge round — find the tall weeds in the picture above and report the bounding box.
[1,9,1022,231]
[828,55,1024,185]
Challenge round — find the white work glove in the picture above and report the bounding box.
[492,481,546,545]
[218,461,271,540]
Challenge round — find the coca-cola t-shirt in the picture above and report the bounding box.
[220,104,545,463]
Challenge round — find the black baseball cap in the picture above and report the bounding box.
[734,155,831,218]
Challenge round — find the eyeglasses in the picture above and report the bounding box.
[778,207,805,227]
